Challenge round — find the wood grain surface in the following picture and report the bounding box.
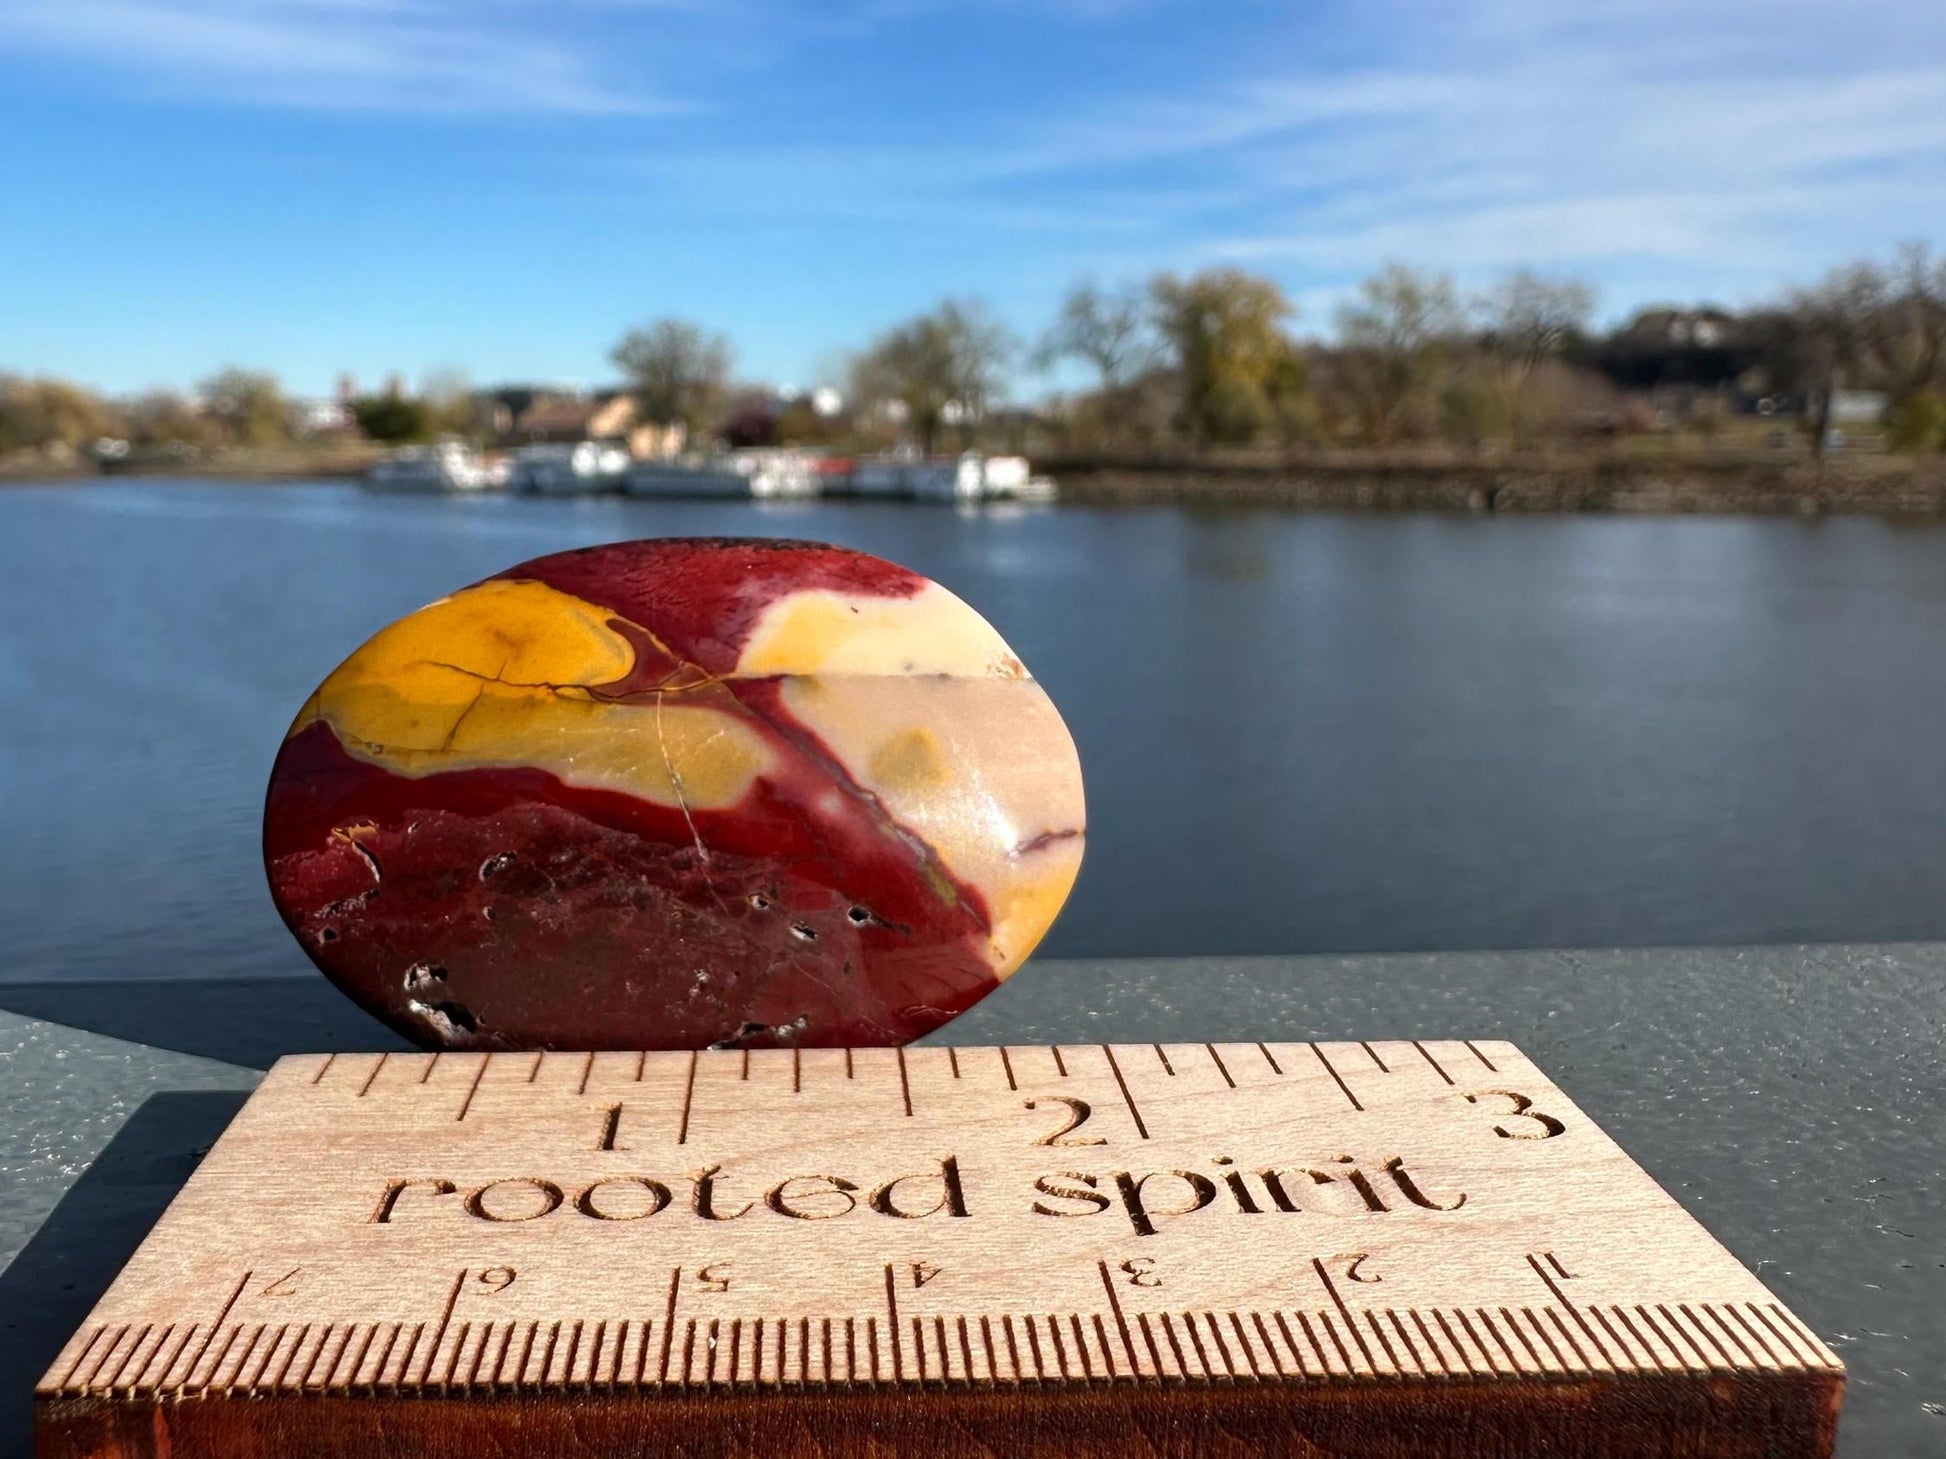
[36,1041,1844,1457]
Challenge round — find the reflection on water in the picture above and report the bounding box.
[8,479,1946,983]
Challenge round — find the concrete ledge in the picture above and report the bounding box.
[4,943,1941,1455]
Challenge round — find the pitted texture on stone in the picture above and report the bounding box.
[262,539,1085,1051]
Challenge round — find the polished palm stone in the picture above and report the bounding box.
[263,538,1085,1051]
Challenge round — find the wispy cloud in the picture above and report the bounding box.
[599,46,1946,306]
[1190,54,1946,299]
[0,0,670,113]
[845,0,1946,305]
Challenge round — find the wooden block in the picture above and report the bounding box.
[36,1041,1843,1457]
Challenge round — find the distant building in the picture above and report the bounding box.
[511,390,635,442]
[1579,305,1780,430]
[476,386,678,458]
[1586,306,1754,392]
[289,397,353,439]
[1829,390,1888,426]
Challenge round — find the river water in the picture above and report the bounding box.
[7,478,1946,983]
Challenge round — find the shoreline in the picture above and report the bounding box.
[1042,450,1946,517]
[10,449,1946,517]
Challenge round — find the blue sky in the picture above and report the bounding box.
[2,0,1943,397]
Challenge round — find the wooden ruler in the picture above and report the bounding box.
[38,1041,1842,1458]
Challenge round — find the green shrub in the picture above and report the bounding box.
[352,395,435,444]
[1888,391,1946,453]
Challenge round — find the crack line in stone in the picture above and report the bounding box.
[655,691,712,871]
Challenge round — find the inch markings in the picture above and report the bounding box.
[303,1040,1512,1128]
[1100,1044,1150,1139]
[1412,1041,1454,1085]
[1308,1042,1364,1111]
[675,1051,698,1145]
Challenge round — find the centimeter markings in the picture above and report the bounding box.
[317,1039,1497,1132]
[50,1298,1838,1399]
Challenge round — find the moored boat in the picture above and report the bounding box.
[624,449,820,500]
[365,441,500,494]
[508,442,622,495]
[838,452,1056,502]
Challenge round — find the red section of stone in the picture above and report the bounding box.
[263,538,1021,1050]
[265,708,998,1049]
[490,538,926,676]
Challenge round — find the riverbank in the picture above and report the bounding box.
[1044,449,1946,516]
[11,445,1946,517]
[0,444,383,484]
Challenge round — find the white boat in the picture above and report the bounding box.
[508,441,621,496]
[365,441,499,494]
[843,452,1054,502]
[625,449,820,501]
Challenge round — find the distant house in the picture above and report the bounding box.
[1829,389,1888,426]
[514,391,635,442]
[1619,307,1738,349]
[475,387,679,458]
[1586,307,1754,393]
[288,397,354,439]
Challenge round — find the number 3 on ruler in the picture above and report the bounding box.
[1463,1090,1566,1140]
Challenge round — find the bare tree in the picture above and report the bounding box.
[197,367,289,447]
[124,390,212,448]
[1035,280,1154,439]
[611,319,733,435]
[1762,263,1888,457]
[419,366,476,437]
[1868,242,1946,402]
[1478,269,1597,444]
[1333,265,1464,445]
[850,300,1015,454]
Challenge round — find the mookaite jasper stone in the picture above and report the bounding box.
[263,538,1084,1050]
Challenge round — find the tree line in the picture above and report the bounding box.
[6,242,1945,463]
[0,366,476,461]
[604,243,1946,458]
